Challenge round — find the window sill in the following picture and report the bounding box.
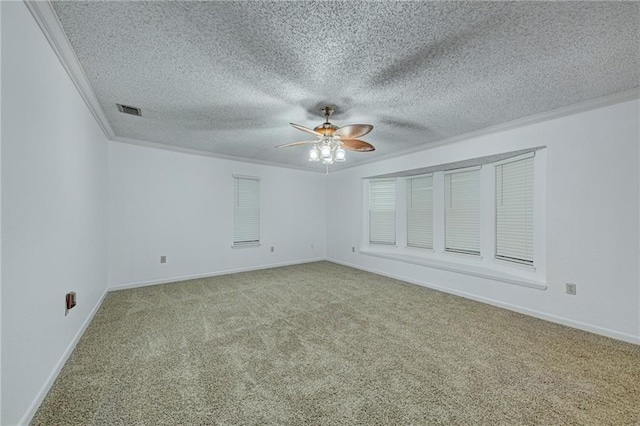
[360,250,546,290]
[231,243,261,249]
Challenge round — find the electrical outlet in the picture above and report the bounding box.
[311,243,314,249]
[566,283,577,295]
[270,246,275,252]
[65,291,77,316]
[352,246,355,253]
[160,256,167,264]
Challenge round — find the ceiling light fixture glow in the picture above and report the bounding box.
[320,144,332,159]
[308,146,320,162]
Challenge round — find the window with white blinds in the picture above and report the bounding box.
[369,179,396,245]
[495,154,534,265]
[444,168,480,255]
[407,175,433,249]
[233,176,260,246]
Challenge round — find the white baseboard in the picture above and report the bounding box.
[18,259,326,425]
[17,257,636,426]
[327,258,640,345]
[108,258,327,291]
[18,287,110,426]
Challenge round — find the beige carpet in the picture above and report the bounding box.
[32,261,640,425]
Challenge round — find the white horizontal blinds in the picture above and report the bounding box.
[444,168,480,255]
[233,176,260,246]
[495,154,534,264]
[407,175,433,249]
[369,179,396,245]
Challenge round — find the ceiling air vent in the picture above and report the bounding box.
[116,103,141,117]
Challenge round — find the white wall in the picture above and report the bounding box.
[0,1,637,423]
[1,2,109,425]
[327,99,640,343]
[108,142,326,288]
[0,2,3,422]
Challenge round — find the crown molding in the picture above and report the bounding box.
[24,0,115,139]
[336,87,640,171]
[24,0,638,174]
[115,87,638,173]
[111,137,325,173]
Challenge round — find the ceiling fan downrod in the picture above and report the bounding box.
[316,106,338,136]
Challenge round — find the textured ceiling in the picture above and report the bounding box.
[52,1,640,171]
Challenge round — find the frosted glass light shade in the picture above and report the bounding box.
[308,147,320,162]
[335,148,346,162]
[320,144,332,159]
[322,157,334,165]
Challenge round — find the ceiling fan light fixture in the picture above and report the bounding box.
[280,106,375,171]
[308,146,320,162]
[320,144,332,159]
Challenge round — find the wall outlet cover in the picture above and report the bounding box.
[160,255,167,263]
[566,283,577,295]
[65,291,77,316]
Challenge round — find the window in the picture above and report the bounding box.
[369,179,396,245]
[233,176,260,246]
[444,168,480,255]
[495,153,534,264]
[361,148,545,287]
[407,175,433,249]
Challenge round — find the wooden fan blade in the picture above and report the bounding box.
[275,140,317,149]
[342,139,375,152]
[335,124,373,139]
[290,123,323,137]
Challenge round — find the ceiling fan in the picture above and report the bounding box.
[276,106,375,167]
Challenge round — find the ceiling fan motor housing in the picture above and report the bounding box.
[314,106,338,136]
[314,123,338,136]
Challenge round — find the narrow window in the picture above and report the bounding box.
[369,179,396,245]
[495,154,534,265]
[233,176,260,246]
[444,168,480,255]
[407,175,433,249]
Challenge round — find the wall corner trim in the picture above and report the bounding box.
[333,88,640,172]
[111,137,325,173]
[23,0,115,139]
[21,1,640,173]
[327,258,640,345]
[17,287,109,426]
[108,258,328,291]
